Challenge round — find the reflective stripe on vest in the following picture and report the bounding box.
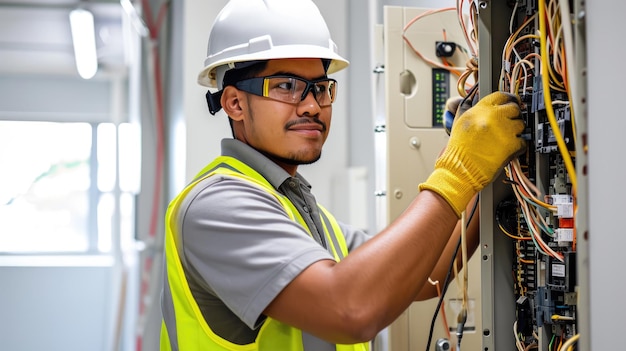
[160,156,369,351]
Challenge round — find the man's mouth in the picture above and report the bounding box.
[285,118,327,132]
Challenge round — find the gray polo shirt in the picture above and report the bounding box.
[178,139,372,346]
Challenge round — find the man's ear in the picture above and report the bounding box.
[221,86,244,121]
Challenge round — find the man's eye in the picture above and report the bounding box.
[312,84,329,96]
[276,82,294,90]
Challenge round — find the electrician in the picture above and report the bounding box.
[160,0,525,350]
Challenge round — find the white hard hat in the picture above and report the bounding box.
[198,0,350,88]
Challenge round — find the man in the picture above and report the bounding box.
[160,0,525,350]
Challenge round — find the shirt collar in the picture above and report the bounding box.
[220,139,312,190]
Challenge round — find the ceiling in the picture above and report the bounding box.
[0,0,127,78]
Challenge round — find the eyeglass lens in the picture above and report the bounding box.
[263,76,336,106]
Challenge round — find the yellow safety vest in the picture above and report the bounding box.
[160,156,369,351]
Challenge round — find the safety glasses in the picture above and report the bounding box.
[234,75,337,107]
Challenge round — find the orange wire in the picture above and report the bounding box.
[402,7,466,78]
[429,278,452,340]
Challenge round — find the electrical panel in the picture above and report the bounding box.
[381,1,584,350]
[478,1,582,350]
[382,6,482,351]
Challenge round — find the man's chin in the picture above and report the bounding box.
[281,153,322,166]
[264,150,322,166]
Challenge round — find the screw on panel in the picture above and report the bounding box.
[409,137,421,149]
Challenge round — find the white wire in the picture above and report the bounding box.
[558,0,576,97]
[514,321,523,351]
[509,0,519,34]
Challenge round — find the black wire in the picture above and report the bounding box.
[424,194,480,351]
[456,83,479,118]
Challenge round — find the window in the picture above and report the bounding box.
[0,120,137,254]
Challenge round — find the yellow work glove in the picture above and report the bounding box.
[419,91,526,217]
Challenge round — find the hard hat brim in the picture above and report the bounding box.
[197,44,349,88]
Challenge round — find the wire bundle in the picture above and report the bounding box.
[504,159,563,262]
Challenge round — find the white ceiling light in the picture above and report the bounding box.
[69,8,98,79]
[120,0,149,37]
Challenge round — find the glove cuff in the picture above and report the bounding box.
[418,167,477,217]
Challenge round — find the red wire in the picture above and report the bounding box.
[136,1,169,350]
[148,32,164,240]
[156,2,170,35]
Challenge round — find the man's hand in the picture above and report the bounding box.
[420,91,526,216]
[443,96,469,135]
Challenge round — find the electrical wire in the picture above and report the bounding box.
[551,314,575,321]
[402,7,473,79]
[456,0,478,57]
[403,3,479,99]
[402,5,478,96]
[424,195,479,351]
[524,342,538,350]
[428,277,452,340]
[558,0,577,142]
[455,0,479,95]
[499,222,532,241]
[507,159,557,211]
[558,334,579,351]
[499,13,537,92]
[514,320,525,351]
[515,190,563,261]
[502,158,565,262]
[549,334,557,351]
[455,210,469,351]
[457,58,478,97]
[539,0,578,195]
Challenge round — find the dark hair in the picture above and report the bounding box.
[222,61,269,88]
[219,61,268,137]
[205,61,269,121]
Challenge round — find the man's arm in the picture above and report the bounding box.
[265,92,525,344]
[265,191,459,344]
[414,193,480,301]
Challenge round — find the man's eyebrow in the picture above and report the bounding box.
[270,71,328,81]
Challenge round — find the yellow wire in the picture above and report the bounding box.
[499,223,531,241]
[539,0,578,194]
[558,334,580,351]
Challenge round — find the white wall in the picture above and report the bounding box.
[0,74,129,351]
[0,257,119,351]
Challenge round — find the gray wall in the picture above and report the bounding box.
[587,0,626,349]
